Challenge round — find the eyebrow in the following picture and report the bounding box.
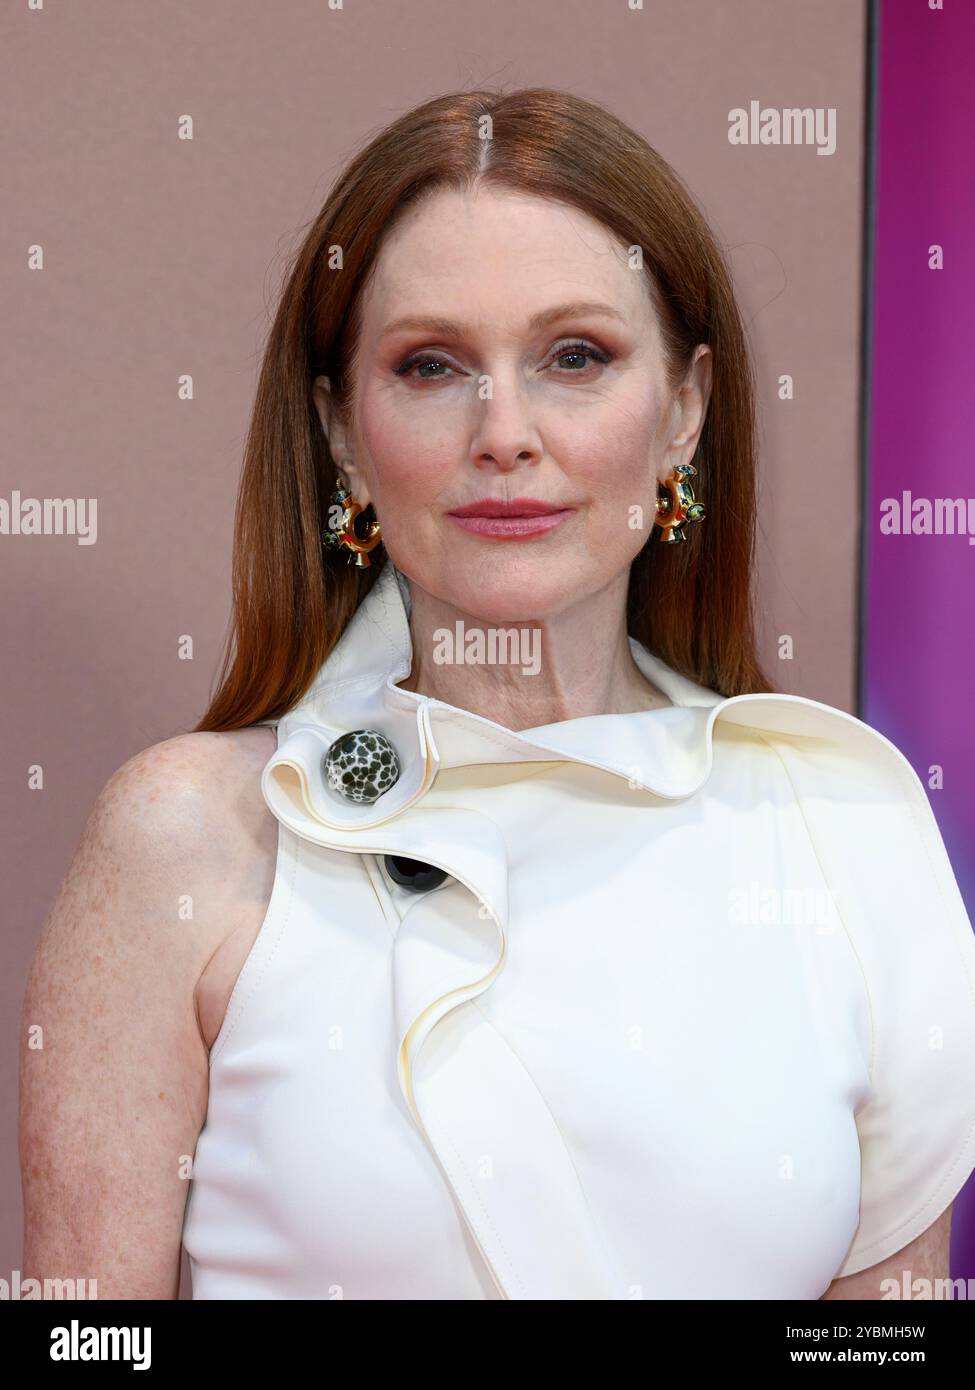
[379,300,628,340]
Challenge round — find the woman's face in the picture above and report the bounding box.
[314,185,711,624]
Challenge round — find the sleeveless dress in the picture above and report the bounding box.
[181,562,975,1300]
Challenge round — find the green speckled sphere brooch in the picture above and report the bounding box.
[323,729,401,805]
[656,463,705,543]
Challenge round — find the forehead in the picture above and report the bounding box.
[358,184,655,335]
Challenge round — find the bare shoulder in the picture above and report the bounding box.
[96,725,278,863]
[32,723,282,980]
[89,725,283,1045]
[23,723,282,1069]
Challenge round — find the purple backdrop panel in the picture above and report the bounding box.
[865,0,975,1283]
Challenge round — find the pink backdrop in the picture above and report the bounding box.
[2,0,880,1295]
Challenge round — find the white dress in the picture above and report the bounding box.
[181,562,975,1300]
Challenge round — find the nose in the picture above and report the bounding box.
[469,373,544,475]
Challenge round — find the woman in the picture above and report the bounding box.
[20,88,975,1301]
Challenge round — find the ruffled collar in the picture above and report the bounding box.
[266,560,736,829]
[261,557,902,842]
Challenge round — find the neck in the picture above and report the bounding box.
[394,571,672,732]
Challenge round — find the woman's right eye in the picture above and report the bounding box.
[394,355,453,379]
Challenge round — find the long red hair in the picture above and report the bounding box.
[196,87,773,733]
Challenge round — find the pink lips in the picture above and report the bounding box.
[447,497,575,540]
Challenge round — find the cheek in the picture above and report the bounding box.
[552,395,662,515]
[356,390,455,513]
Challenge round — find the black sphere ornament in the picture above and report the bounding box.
[383,856,448,893]
[323,728,401,805]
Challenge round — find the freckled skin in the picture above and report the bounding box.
[18,727,277,1298]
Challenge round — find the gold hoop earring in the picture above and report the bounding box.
[655,462,705,544]
[322,477,382,568]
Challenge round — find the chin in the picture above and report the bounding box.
[431,552,596,625]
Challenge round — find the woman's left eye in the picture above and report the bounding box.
[549,340,613,372]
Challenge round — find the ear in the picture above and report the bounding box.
[312,375,371,505]
[659,345,713,480]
